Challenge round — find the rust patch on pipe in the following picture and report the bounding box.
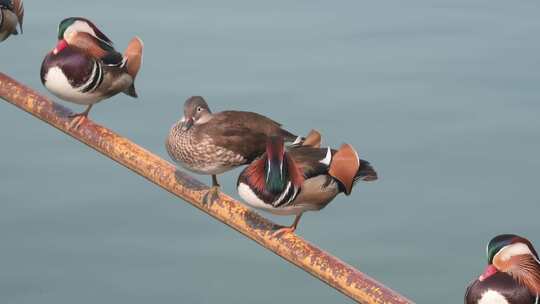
[0,72,414,304]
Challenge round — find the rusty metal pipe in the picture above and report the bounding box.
[0,72,414,304]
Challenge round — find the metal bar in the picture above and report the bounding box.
[0,72,414,304]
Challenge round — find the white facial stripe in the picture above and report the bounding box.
[64,21,97,40]
[195,114,212,125]
[496,243,534,262]
[320,147,332,166]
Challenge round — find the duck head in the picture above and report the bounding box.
[180,96,212,131]
[54,17,114,55]
[480,234,540,294]
[57,17,112,44]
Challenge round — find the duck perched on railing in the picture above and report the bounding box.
[40,17,143,129]
[237,136,377,236]
[166,96,310,206]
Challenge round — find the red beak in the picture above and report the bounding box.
[479,264,498,281]
[53,39,68,55]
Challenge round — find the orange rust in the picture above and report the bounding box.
[0,72,414,304]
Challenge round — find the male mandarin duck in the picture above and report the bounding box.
[40,17,143,129]
[237,136,377,236]
[166,96,312,206]
[465,234,540,304]
[0,0,23,42]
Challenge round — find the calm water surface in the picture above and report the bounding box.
[1,1,539,303]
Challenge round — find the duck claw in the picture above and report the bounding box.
[202,186,220,207]
[67,115,87,130]
[271,226,296,239]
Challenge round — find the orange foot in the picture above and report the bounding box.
[271,226,297,238]
[68,114,87,130]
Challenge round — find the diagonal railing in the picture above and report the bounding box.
[0,72,414,304]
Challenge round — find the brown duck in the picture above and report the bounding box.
[166,96,309,205]
[237,136,377,236]
[0,0,23,42]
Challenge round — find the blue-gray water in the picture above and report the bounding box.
[1,1,539,303]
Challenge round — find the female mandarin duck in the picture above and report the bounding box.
[166,96,310,206]
[40,17,143,129]
[0,0,23,42]
[465,234,540,304]
[237,136,377,236]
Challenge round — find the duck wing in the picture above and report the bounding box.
[200,111,299,162]
[69,32,123,66]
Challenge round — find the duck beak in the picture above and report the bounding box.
[479,264,498,281]
[181,117,194,131]
[53,39,68,55]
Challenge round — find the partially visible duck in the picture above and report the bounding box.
[40,17,143,129]
[465,234,540,304]
[166,96,311,206]
[0,0,23,42]
[237,136,377,236]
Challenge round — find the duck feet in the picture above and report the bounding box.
[271,226,297,238]
[67,114,87,130]
[67,105,93,130]
[270,213,303,238]
[202,185,220,207]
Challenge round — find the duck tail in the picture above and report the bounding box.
[355,159,378,182]
[123,36,143,98]
[124,84,138,98]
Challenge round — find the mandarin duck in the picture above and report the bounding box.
[465,234,540,304]
[40,17,143,129]
[0,0,23,42]
[166,96,313,206]
[237,136,377,236]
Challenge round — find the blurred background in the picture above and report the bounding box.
[1,1,539,303]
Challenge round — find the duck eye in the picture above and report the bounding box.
[196,107,203,112]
